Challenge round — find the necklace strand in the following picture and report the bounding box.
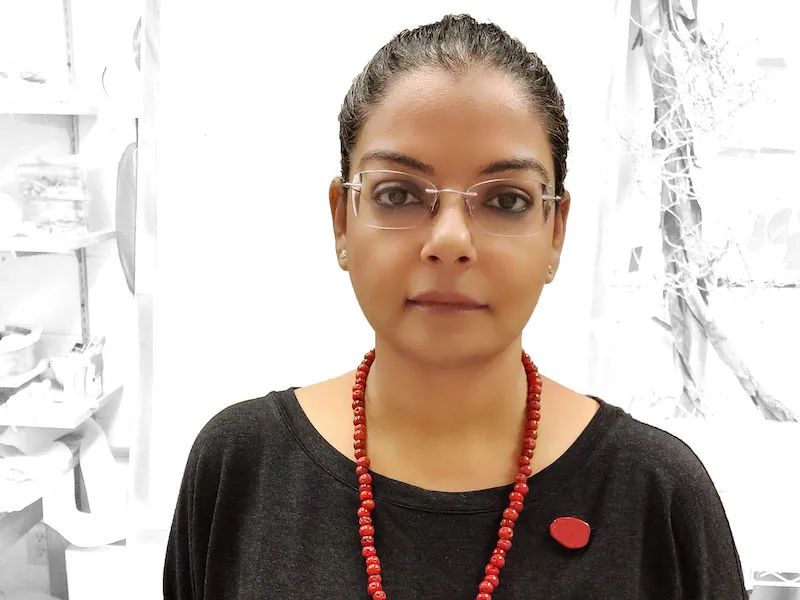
[352,349,542,600]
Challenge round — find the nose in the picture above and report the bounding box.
[420,194,477,266]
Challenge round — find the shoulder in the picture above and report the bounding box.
[603,404,714,490]
[187,389,296,471]
[601,407,748,595]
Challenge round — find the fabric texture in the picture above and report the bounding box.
[163,388,748,599]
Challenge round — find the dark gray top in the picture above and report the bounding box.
[163,388,748,599]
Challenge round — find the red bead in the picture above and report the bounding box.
[366,563,381,576]
[358,507,370,518]
[523,439,536,450]
[360,490,373,501]
[357,457,371,468]
[514,482,530,495]
[354,406,366,417]
[509,500,524,512]
[530,400,541,410]
[368,581,382,594]
[354,430,367,442]
[366,556,380,566]
[362,499,375,511]
[362,546,377,557]
[503,508,519,521]
[509,492,524,503]
[353,389,365,401]
[518,456,531,465]
[498,526,514,540]
[479,580,495,594]
[361,536,374,546]
[492,548,506,557]
[519,465,532,477]
[354,439,366,450]
[522,448,534,459]
[356,466,369,476]
[526,428,538,440]
[355,448,367,459]
[514,473,528,484]
[354,415,366,426]
[484,574,499,588]
[373,591,387,600]
[359,516,372,526]
[359,474,373,485]
[485,564,499,576]
[490,554,506,568]
[368,574,382,584]
[500,519,515,528]
[477,594,492,600]
[497,538,512,551]
[359,525,375,537]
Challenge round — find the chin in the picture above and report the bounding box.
[391,328,508,368]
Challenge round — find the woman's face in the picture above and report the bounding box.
[330,67,570,364]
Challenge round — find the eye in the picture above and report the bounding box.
[373,183,424,208]
[485,190,532,213]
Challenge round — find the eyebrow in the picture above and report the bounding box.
[356,150,551,182]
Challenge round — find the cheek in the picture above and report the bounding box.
[486,243,548,313]
[347,234,411,318]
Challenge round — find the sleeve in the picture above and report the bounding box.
[670,456,749,599]
[162,433,217,600]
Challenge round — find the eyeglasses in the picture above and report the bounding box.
[343,170,561,238]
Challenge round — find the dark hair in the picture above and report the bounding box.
[338,14,569,195]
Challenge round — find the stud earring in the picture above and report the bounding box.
[547,265,555,282]
[340,249,347,260]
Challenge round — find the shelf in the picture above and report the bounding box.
[0,102,99,116]
[0,360,48,390]
[0,384,122,429]
[0,229,116,255]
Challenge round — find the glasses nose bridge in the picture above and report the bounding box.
[426,186,478,215]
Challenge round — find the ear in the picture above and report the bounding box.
[547,190,571,283]
[329,177,349,270]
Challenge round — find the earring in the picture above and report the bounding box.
[547,265,554,282]
[340,249,347,260]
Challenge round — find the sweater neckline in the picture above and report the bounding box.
[275,387,622,513]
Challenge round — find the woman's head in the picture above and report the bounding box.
[329,14,571,365]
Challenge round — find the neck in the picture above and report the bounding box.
[365,339,528,440]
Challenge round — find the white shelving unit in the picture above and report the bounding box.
[0,3,131,598]
[0,229,123,597]
[0,102,98,117]
[0,229,115,254]
[0,229,116,346]
[0,384,122,429]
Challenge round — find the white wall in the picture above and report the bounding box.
[138,0,632,533]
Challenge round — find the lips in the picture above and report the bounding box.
[407,291,487,310]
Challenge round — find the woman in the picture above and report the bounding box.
[164,14,748,600]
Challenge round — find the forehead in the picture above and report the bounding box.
[353,68,554,180]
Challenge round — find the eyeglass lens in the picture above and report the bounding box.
[352,170,550,236]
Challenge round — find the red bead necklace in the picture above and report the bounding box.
[352,349,542,600]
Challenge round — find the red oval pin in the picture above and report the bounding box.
[549,516,591,549]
